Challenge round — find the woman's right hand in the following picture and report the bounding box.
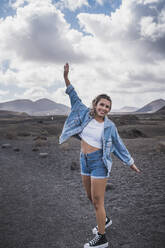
[64,63,69,79]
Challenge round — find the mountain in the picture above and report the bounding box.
[156,105,165,114]
[0,110,29,117]
[0,98,70,116]
[136,99,165,113]
[111,106,138,113]
[119,106,138,112]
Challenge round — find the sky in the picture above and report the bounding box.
[0,0,165,110]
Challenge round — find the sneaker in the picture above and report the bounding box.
[84,233,108,248]
[92,217,112,235]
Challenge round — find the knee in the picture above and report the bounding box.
[92,196,103,210]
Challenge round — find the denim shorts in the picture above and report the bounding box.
[80,149,109,179]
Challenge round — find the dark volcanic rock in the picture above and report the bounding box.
[120,128,147,138]
[157,141,165,153]
[106,183,114,191]
[13,148,20,152]
[110,114,139,126]
[70,161,79,170]
[32,147,39,152]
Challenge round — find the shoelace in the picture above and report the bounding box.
[89,234,102,246]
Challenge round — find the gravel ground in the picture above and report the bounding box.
[0,132,165,248]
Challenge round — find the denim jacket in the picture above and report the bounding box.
[59,84,134,176]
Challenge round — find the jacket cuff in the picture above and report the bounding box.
[65,84,74,94]
[126,157,134,166]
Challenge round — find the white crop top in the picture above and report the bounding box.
[79,119,104,149]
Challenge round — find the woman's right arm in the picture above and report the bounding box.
[63,63,87,111]
[64,63,70,87]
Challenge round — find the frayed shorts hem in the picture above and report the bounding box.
[91,175,109,179]
[81,172,109,179]
[81,172,91,176]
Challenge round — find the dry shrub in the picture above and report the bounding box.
[17,131,31,137]
[157,141,165,153]
[34,137,48,147]
[44,125,62,136]
[119,128,147,139]
[6,132,18,140]
[41,130,49,136]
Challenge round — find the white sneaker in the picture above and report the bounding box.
[84,233,108,248]
[92,217,112,235]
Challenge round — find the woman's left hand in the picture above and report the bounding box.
[130,164,140,173]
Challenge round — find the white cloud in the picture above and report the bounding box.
[19,86,49,100]
[0,1,86,64]
[140,10,165,41]
[10,0,52,9]
[55,0,89,11]
[0,90,9,96]
[142,0,160,4]
[0,0,165,109]
[95,0,104,5]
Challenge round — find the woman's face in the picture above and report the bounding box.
[95,98,111,118]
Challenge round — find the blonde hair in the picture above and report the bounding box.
[90,94,112,117]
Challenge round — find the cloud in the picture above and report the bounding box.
[76,0,165,107]
[20,86,49,100]
[0,90,9,96]
[140,10,165,42]
[95,0,104,5]
[0,0,164,109]
[0,1,87,64]
[55,0,89,11]
[78,0,165,59]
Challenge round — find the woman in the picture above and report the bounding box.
[59,63,140,248]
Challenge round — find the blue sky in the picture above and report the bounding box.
[0,0,165,110]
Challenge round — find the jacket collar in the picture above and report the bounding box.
[104,116,112,128]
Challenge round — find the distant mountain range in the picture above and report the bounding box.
[156,105,165,114]
[0,98,164,116]
[112,99,165,113]
[135,99,165,113]
[116,106,138,112]
[0,98,70,116]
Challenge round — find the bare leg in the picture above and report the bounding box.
[81,175,92,203]
[91,178,108,234]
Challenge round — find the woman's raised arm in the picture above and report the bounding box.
[64,63,71,87]
[63,63,88,112]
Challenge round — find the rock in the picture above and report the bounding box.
[70,161,79,170]
[39,153,48,158]
[33,136,47,141]
[106,183,114,191]
[33,136,48,147]
[38,120,43,124]
[157,141,165,153]
[32,147,39,152]
[17,131,31,137]
[2,144,12,148]
[120,128,147,139]
[13,148,20,152]
[6,132,17,140]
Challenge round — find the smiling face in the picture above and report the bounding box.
[95,98,111,118]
